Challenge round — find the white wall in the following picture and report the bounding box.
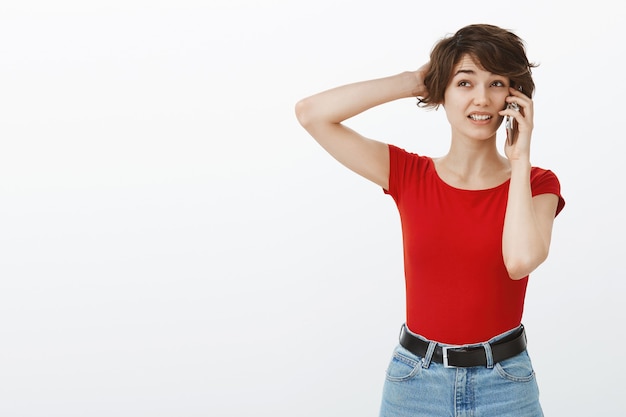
[0,1,623,416]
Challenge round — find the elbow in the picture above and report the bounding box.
[505,261,534,280]
[294,98,314,129]
[504,250,549,280]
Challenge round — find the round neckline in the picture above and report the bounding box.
[427,157,511,192]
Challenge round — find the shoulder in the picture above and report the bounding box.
[386,144,434,197]
[529,166,562,190]
[530,166,565,215]
[388,144,434,180]
[388,144,431,167]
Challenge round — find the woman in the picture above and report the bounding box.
[295,24,564,416]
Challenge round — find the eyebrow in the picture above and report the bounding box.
[454,69,475,76]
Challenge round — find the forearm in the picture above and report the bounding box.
[295,71,422,127]
[502,161,549,279]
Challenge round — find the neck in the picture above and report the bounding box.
[434,135,510,189]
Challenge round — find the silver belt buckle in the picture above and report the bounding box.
[442,346,455,368]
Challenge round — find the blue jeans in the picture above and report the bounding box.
[379,325,543,417]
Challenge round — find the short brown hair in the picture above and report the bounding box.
[418,24,537,109]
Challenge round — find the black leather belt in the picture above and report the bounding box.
[399,325,527,368]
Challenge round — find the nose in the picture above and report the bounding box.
[472,86,490,106]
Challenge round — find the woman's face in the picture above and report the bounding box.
[442,54,510,141]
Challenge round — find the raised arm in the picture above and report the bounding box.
[294,68,427,190]
[500,88,560,280]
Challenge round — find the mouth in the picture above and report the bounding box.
[468,113,492,121]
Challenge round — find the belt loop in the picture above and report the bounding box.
[482,342,494,369]
[422,341,437,369]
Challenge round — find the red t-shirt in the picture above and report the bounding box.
[385,144,565,344]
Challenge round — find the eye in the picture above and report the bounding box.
[458,81,471,87]
[491,80,506,87]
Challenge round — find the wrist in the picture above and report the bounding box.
[397,71,426,98]
[509,159,532,174]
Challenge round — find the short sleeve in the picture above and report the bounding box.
[384,144,428,204]
[384,144,403,200]
[530,167,566,216]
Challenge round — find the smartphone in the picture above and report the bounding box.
[505,101,520,146]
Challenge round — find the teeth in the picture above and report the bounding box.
[469,114,491,121]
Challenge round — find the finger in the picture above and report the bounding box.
[505,94,533,119]
[499,103,522,118]
[505,95,527,109]
[508,87,527,98]
[507,88,532,108]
